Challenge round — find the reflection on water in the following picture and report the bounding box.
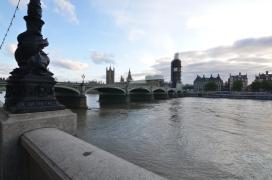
[86,93,100,109]
[75,95,272,180]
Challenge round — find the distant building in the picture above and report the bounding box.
[127,69,133,82]
[129,80,146,84]
[251,71,272,92]
[120,76,125,83]
[194,74,223,92]
[86,80,103,85]
[255,71,272,82]
[106,67,115,84]
[145,75,164,87]
[171,53,182,88]
[228,72,248,91]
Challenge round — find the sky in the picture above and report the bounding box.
[1,0,272,84]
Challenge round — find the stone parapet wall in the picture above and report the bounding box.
[21,128,167,180]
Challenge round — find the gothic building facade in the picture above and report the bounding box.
[127,69,133,82]
[255,71,272,82]
[228,72,248,91]
[120,76,125,83]
[106,67,115,84]
[194,74,223,92]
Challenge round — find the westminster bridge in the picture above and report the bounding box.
[0,80,182,108]
[54,81,182,108]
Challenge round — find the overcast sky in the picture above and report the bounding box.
[1,0,272,84]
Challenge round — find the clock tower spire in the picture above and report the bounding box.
[171,53,182,88]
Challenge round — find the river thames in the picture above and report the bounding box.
[1,93,272,179]
[75,95,272,180]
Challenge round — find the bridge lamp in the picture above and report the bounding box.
[81,74,86,84]
[4,0,65,113]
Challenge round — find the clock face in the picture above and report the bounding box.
[173,67,178,72]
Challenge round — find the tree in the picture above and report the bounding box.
[262,80,272,92]
[232,80,243,91]
[251,81,262,92]
[251,80,272,92]
[205,82,217,91]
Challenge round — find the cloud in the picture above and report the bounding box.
[180,36,272,64]
[6,43,17,56]
[52,59,89,71]
[0,63,15,77]
[91,50,115,64]
[185,0,272,45]
[53,0,79,24]
[9,0,28,8]
[150,36,272,84]
[125,71,150,81]
[150,57,171,80]
[92,0,272,56]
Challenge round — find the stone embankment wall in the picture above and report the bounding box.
[21,128,167,180]
[184,92,272,100]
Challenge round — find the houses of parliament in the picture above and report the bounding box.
[106,67,133,84]
[105,53,182,89]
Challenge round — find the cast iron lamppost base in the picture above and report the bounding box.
[4,0,65,113]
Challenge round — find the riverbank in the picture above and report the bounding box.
[184,91,272,100]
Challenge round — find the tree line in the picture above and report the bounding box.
[204,80,272,92]
[251,80,272,92]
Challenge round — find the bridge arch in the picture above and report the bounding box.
[153,88,167,94]
[168,89,176,98]
[55,85,80,95]
[129,87,151,94]
[84,87,98,94]
[177,90,182,94]
[54,86,87,109]
[168,89,176,93]
[129,87,152,101]
[153,88,168,100]
[88,87,126,95]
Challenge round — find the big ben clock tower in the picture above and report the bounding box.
[171,53,182,88]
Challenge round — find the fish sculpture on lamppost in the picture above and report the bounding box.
[4,0,65,113]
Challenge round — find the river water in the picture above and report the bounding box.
[1,93,272,179]
[74,95,272,180]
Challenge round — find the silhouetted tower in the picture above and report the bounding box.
[171,53,182,88]
[127,69,133,82]
[106,67,115,84]
[120,76,125,83]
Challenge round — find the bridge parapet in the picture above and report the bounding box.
[0,109,77,180]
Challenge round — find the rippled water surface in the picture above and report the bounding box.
[75,95,272,180]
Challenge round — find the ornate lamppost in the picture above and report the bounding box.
[81,74,85,84]
[4,0,65,113]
